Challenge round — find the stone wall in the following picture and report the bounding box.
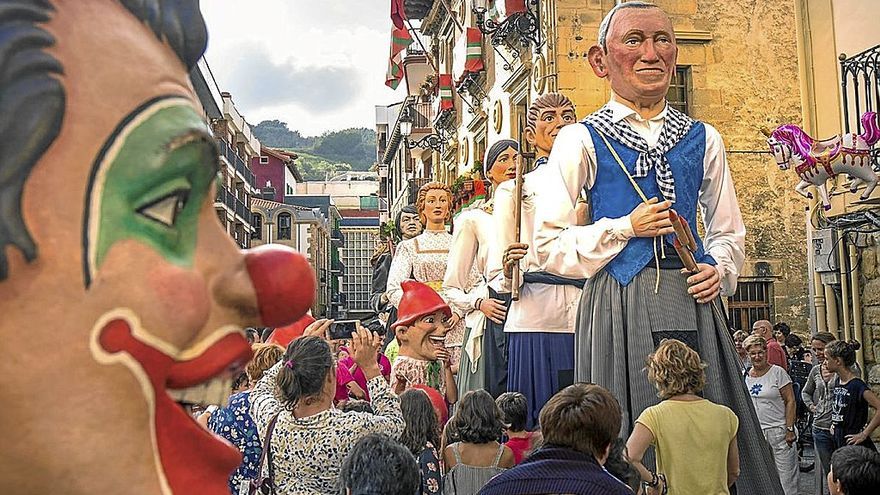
[856,239,880,392]
[552,0,809,330]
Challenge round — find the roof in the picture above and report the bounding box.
[338,209,379,218]
[261,146,303,182]
[251,197,313,212]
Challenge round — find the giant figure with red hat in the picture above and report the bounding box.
[390,280,458,405]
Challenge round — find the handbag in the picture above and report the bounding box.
[248,412,282,495]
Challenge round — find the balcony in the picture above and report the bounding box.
[406,178,432,205]
[331,259,345,276]
[217,139,257,188]
[331,228,345,247]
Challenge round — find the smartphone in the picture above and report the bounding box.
[328,320,359,340]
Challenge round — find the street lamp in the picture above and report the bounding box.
[399,103,444,152]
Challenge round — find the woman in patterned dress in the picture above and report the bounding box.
[249,323,404,494]
[386,181,476,372]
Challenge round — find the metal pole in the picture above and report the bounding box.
[848,242,865,374]
[837,230,851,342]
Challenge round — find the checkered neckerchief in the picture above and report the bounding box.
[585,104,695,203]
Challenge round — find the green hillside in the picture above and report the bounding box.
[252,120,376,180]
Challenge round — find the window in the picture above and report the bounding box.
[277,212,292,240]
[259,156,269,164]
[251,213,263,240]
[727,281,773,331]
[666,66,691,115]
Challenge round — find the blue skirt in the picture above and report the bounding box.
[507,332,575,430]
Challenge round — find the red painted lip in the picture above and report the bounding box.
[167,333,252,389]
[98,319,245,494]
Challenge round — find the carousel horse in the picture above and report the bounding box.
[763,111,880,210]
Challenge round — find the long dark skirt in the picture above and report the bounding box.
[575,267,784,495]
[458,289,509,399]
[508,332,575,430]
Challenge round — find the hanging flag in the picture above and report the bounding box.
[505,0,526,14]
[439,74,453,111]
[391,0,406,29]
[385,27,413,90]
[465,27,484,73]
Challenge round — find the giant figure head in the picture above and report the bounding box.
[0,1,315,493]
[415,181,452,230]
[524,93,576,160]
[587,1,677,109]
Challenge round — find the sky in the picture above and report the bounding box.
[200,1,406,137]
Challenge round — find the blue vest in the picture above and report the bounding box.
[586,122,716,287]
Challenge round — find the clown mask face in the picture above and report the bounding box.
[396,311,450,361]
[0,2,313,494]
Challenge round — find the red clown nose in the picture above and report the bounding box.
[244,245,316,327]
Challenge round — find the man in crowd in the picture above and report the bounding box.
[531,2,782,493]
[754,319,789,371]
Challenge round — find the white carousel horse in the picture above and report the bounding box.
[764,111,880,210]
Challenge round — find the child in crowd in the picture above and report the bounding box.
[400,389,444,494]
[825,340,880,451]
[604,438,643,495]
[390,280,458,405]
[442,390,515,494]
[496,392,543,464]
[828,445,880,494]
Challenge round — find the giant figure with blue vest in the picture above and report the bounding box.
[532,2,783,494]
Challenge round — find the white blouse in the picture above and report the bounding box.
[443,202,494,317]
[533,99,746,296]
[487,165,582,334]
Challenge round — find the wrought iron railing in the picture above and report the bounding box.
[840,44,880,169]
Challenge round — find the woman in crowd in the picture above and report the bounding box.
[339,343,392,401]
[496,392,542,465]
[627,339,739,494]
[825,340,880,452]
[208,343,284,493]
[743,335,799,494]
[733,330,750,370]
[249,324,404,494]
[442,390,515,493]
[400,389,443,494]
[802,332,838,493]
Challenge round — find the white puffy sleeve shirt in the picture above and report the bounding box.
[533,105,746,296]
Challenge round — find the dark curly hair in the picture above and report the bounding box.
[338,434,419,495]
[276,336,333,407]
[604,438,641,493]
[399,389,441,456]
[448,390,505,444]
[496,392,528,433]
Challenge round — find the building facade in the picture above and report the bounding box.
[250,198,334,317]
[791,0,880,399]
[191,59,261,248]
[252,146,302,202]
[382,0,808,331]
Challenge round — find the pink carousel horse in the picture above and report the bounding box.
[764,111,880,210]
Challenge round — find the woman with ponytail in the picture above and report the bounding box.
[825,340,880,452]
[249,322,404,494]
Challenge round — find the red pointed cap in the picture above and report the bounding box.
[392,280,451,330]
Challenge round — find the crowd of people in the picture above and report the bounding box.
[192,3,880,495]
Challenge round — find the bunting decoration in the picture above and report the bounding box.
[391,0,406,29]
[465,27,484,73]
[438,74,454,111]
[385,27,413,90]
